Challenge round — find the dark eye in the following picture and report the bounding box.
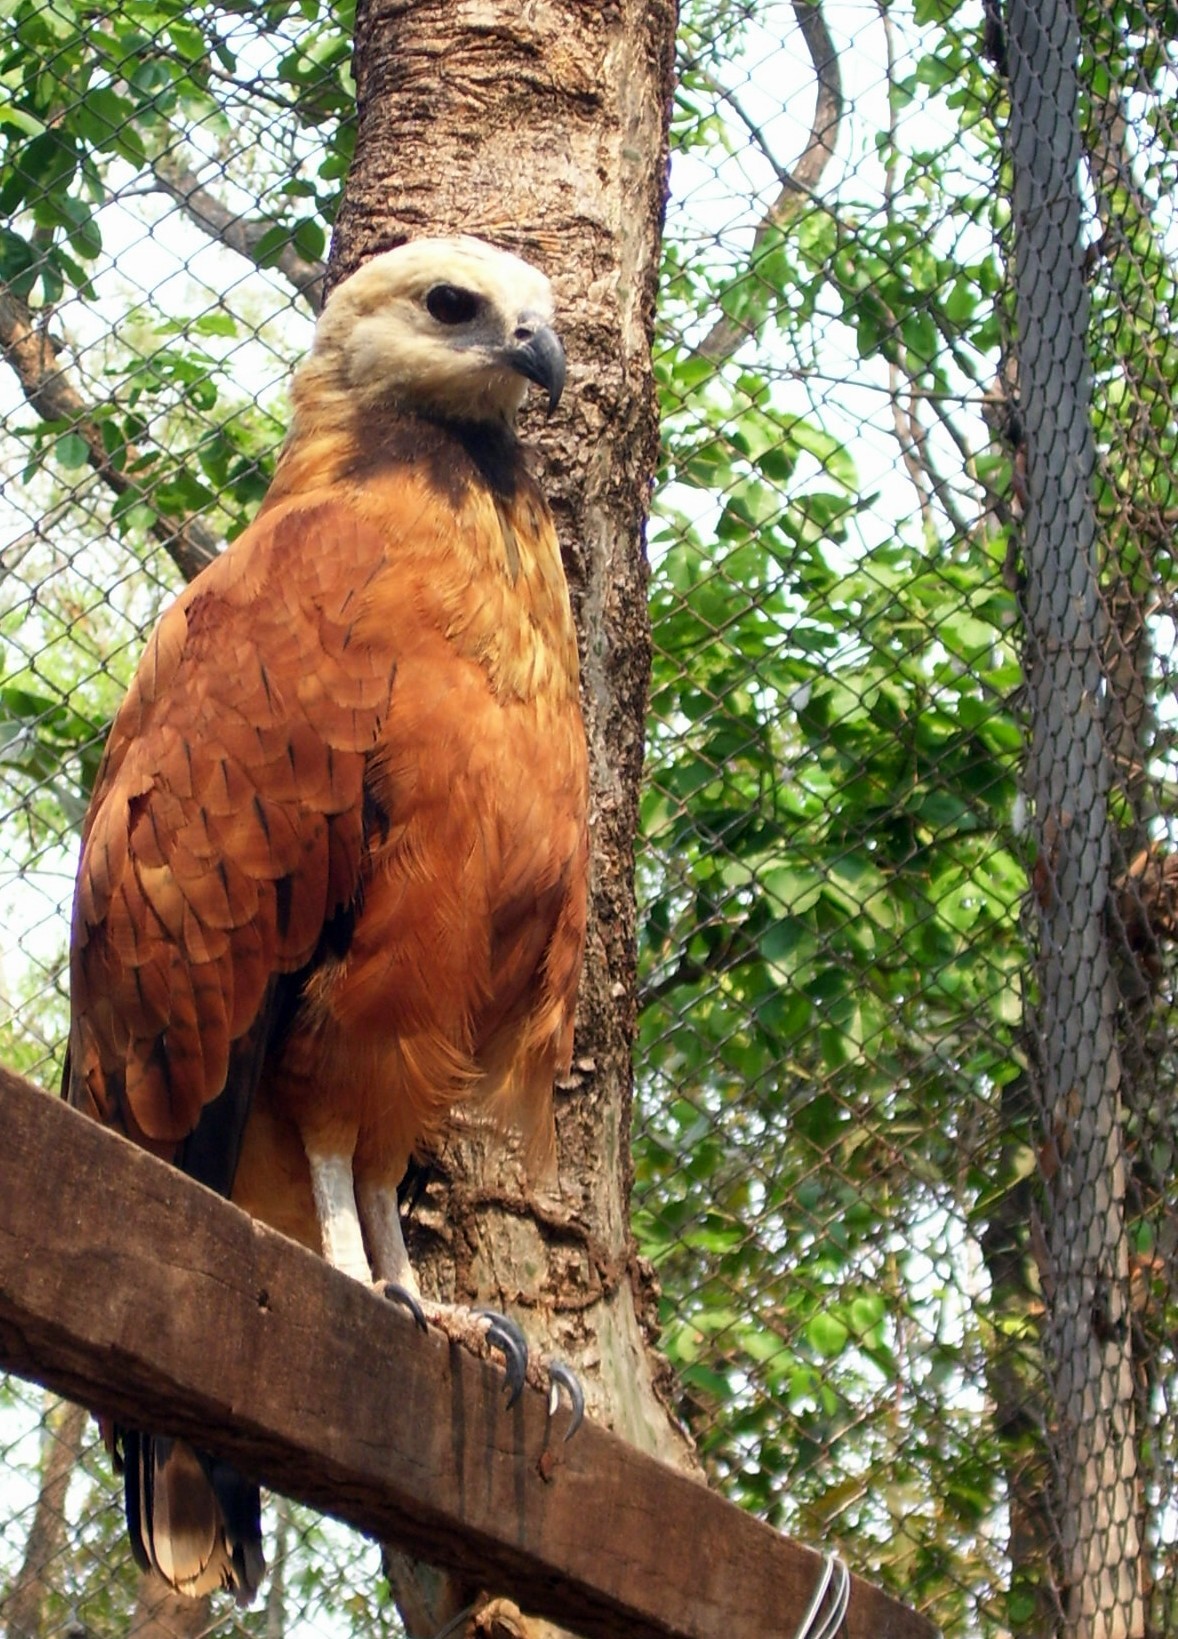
[426,284,482,325]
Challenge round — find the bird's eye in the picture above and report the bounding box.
[426,284,482,325]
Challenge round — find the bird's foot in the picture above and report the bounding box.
[545,1359,585,1441]
[380,1286,583,1438]
[381,1280,428,1333]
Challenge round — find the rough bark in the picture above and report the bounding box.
[1083,76,1159,858]
[1008,0,1144,1633]
[326,0,687,1631]
[977,324,1061,1638]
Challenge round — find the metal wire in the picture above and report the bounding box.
[789,1552,851,1639]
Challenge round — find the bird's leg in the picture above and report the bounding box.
[354,1178,582,1433]
[306,1149,373,1284]
[354,1176,428,1330]
[356,1177,419,1295]
[354,1176,530,1404]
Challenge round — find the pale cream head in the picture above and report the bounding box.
[305,236,564,426]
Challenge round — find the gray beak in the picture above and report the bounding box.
[503,322,566,413]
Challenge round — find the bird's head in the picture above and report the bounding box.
[305,236,565,427]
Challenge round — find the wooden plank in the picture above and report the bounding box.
[0,1066,938,1639]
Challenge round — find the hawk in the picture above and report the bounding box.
[67,237,589,1601]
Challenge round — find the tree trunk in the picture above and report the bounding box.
[2,1394,87,1639]
[978,1069,1062,1636]
[1008,0,1144,1633]
[129,1578,213,1639]
[328,1,690,1629]
[1084,66,1176,1639]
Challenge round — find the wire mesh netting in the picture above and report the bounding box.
[1,0,1176,1636]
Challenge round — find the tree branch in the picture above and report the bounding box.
[878,2,933,535]
[150,152,327,314]
[0,282,219,584]
[697,0,843,364]
[637,923,759,1011]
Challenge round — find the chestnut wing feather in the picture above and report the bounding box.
[67,497,396,1157]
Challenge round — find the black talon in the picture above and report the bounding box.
[474,1308,529,1407]
[382,1282,428,1332]
[546,1362,585,1441]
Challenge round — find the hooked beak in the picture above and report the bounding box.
[503,321,566,414]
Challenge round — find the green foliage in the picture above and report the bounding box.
[0,680,103,823]
[634,1,1178,1632]
[635,1,1036,1629]
[0,0,354,306]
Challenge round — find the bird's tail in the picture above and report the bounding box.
[120,1429,265,1606]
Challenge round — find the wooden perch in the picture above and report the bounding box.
[0,1066,936,1639]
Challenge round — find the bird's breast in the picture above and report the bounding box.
[264,633,587,1180]
[329,635,585,1031]
[240,466,588,1180]
[348,465,581,709]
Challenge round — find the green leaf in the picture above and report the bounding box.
[55,431,90,468]
[191,312,240,338]
[251,221,294,267]
[130,59,172,98]
[54,195,102,259]
[0,102,45,138]
[805,1313,849,1360]
[0,227,36,296]
[14,128,78,197]
[292,216,325,261]
[77,86,146,165]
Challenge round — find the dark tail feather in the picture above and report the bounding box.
[120,1429,264,1605]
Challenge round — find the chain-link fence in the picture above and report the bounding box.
[2,0,1176,1635]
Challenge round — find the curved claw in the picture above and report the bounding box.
[474,1307,529,1407]
[381,1282,428,1332]
[546,1361,585,1441]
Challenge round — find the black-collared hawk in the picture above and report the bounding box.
[66,237,589,1604]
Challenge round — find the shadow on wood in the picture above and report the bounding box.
[0,1065,938,1639]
